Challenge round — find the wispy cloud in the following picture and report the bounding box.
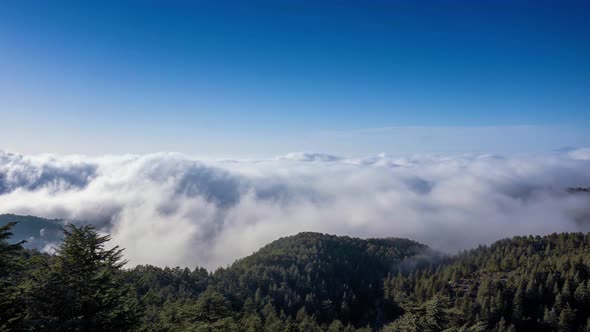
[315,125,590,154]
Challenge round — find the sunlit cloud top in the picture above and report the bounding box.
[1,149,589,269]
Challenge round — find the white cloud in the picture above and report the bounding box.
[0,149,589,269]
[570,147,590,161]
[276,152,343,162]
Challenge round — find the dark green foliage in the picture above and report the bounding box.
[0,221,26,331]
[383,295,465,332]
[384,232,590,331]
[194,288,232,323]
[2,217,590,332]
[213,232,430,326]
[25,225,140,331]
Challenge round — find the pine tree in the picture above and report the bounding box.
[562,279,572,300]
[261,302,276,318]
[543,306,559,329]
[26,225,139,331]
[241,313,262,332]
[327,319,344,332]
[282,316,298,332]
[511,283,525,323]
[574,282,589,304]
[558,304,576,332]
[355,325,372,332]
[490,290,504,322]
[211,317,239,332]
[194,287,231,323]
[263,303,283,332]
[242,297,257,314]
[382,313,419,332]
[525,279,537,302]
[297,315,322,332]
[0,222,26,331]
[295,307,309,323]
[423,295,451,331]
[496,317,507,332]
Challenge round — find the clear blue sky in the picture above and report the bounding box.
[1,1,589,156]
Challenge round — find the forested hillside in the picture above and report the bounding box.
[383,233,590,331]
[0,214,63,250]
[124,232,432,331]
[1,217,590,331]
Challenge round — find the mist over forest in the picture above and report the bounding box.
[1,149,590,270]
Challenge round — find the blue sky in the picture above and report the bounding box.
[1,1,589,156]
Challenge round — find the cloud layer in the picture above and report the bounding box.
[1,149,590,269]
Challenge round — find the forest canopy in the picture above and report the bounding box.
[1,218,590,332]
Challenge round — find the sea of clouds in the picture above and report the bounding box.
[1,149,589,269]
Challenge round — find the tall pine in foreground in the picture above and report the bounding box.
[26,225,139,331]
[0,222,26,331]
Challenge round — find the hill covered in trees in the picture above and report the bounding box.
[1,215,590,331]
[124,232,433,331]
[0,214,63,250]
[383,233,590,331]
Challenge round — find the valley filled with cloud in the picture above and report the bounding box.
[1,149,589,269]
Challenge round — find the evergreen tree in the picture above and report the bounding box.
[263,303,283,332]
[327,319,344,332]
[26,225,139,331]
[0,222,26,331]
[210,317,239,332]
[511,283,525,323]
[558,304,576,332]
[297,315,322,332]
[194,288,231,323]
[282,316,298,332]
[240,313,262,332]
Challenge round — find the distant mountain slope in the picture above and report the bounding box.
[0,214,64,250]
[384,232,590,331]
[568,187,590,194]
